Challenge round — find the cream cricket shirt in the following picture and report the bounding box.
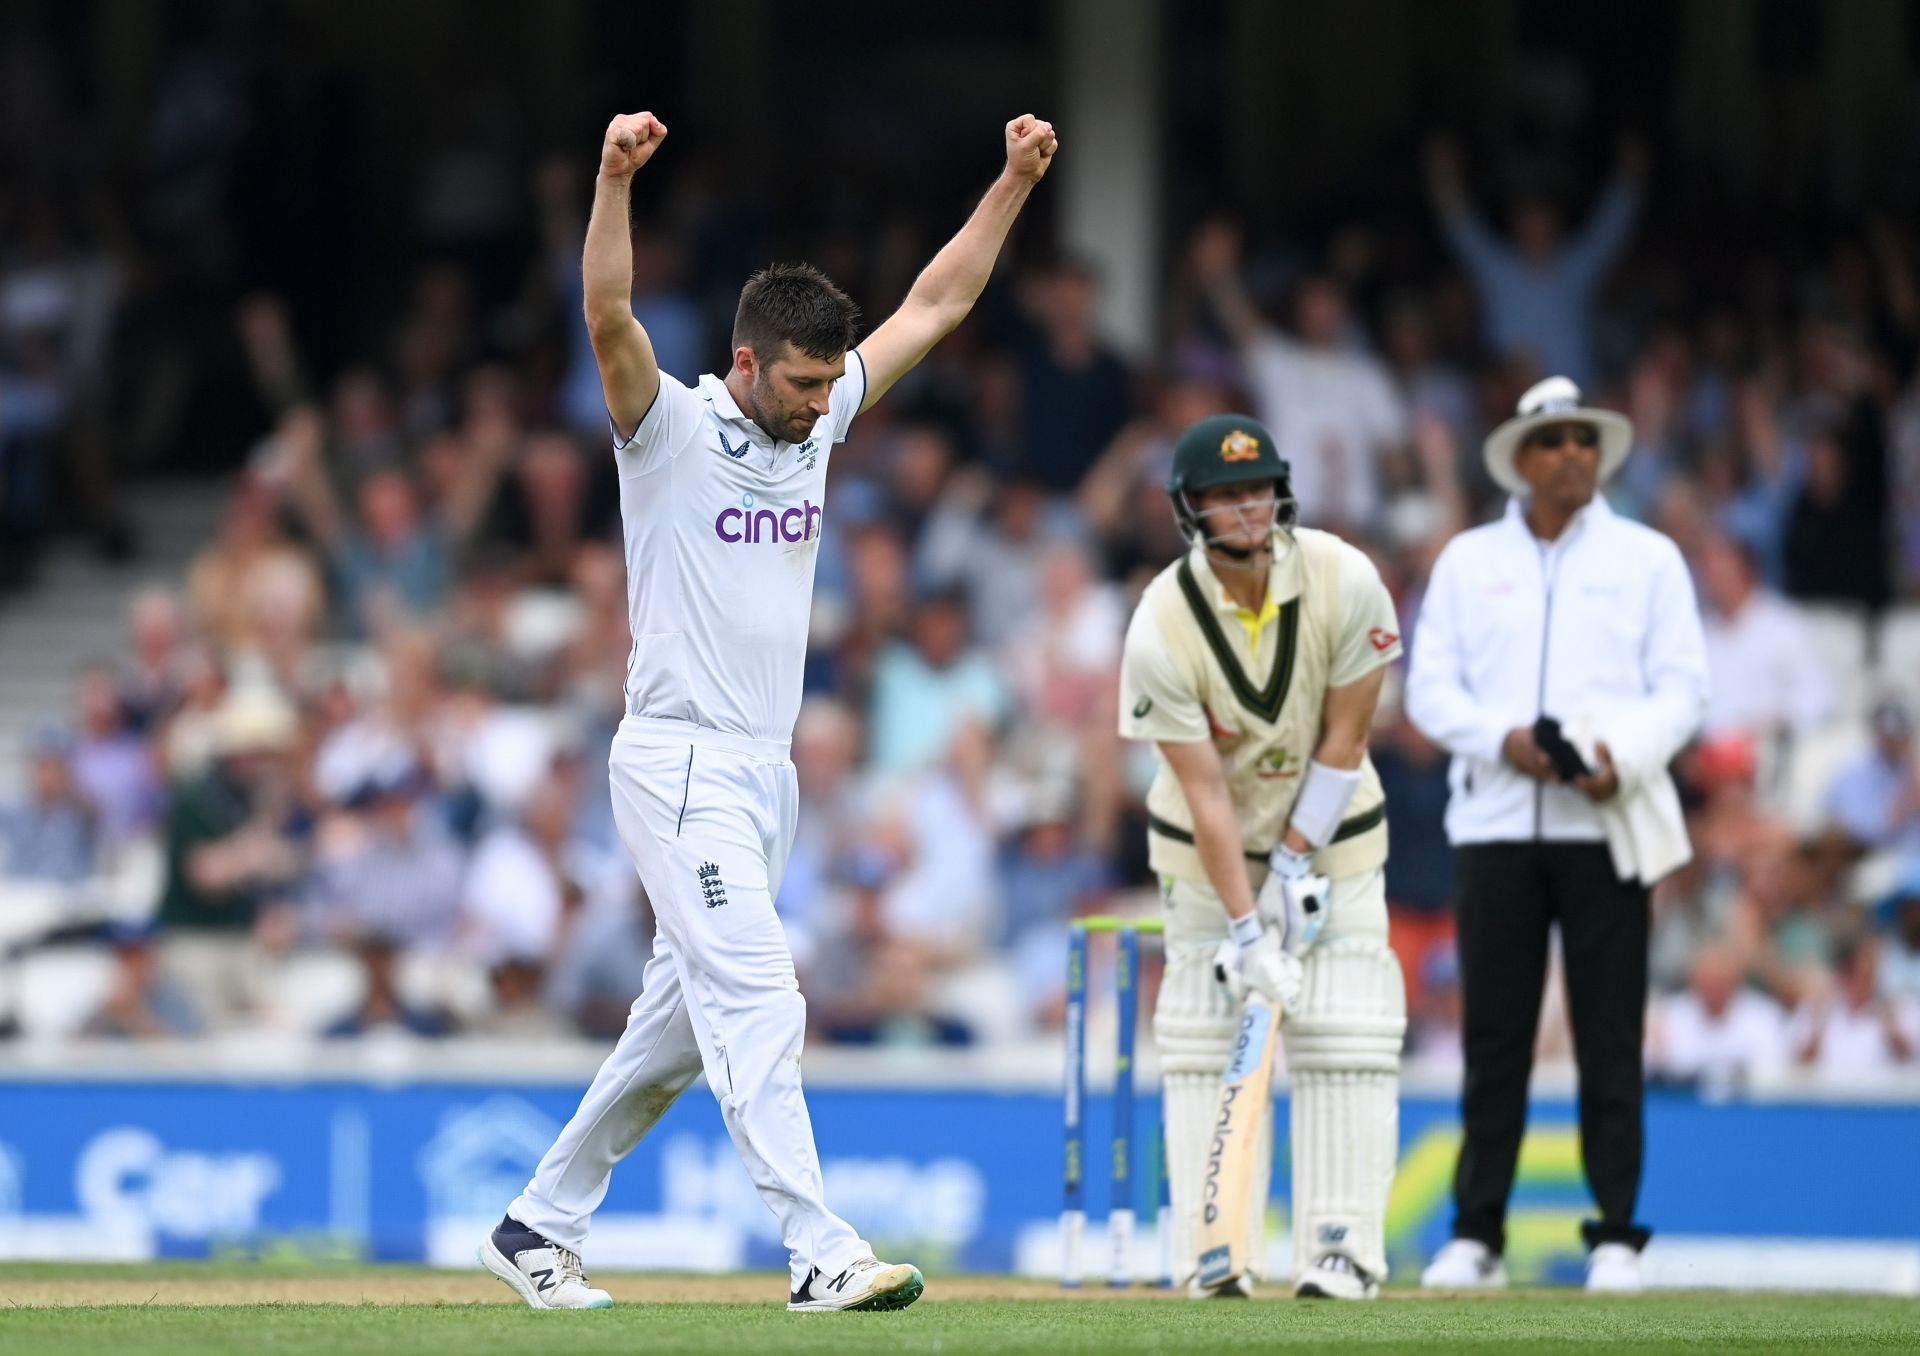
[613,358,867,744]
[1119,528,1403,884]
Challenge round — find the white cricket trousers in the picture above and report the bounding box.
[510,717,869,1288]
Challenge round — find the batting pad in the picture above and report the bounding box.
[1285,936,1405,1280]
[1156,944,1270,1284]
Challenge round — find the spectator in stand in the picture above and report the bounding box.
[1646,944,1788,1088]
[817,722,1009,1044]
[118,588,188,734]
[461,766,571,970]
[1190,220,1408,532]
[155,688,307,1029]
[1823,698,1920,856]
[1424,137,1645,388]
[998,777,1111,1028]
[1786,938,1919,1076]
[1784,400,1892,613]
[1016,257,1134,491]
[187,459,325,658]
[281,396,507,638]
[70,661,164,846]
[1697,532,1835,739]
[1000,539,1123,736]
[917,468,1058,650]
[777,697,870,975]
[545,876,653,1040]
[0,726,97,891]
[867,587,1008,774]
[304,758,464,951]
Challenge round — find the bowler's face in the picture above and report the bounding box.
[748,343,845,444]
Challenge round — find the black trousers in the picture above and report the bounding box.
[1451,841,1653,1254]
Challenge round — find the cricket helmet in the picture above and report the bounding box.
[1166,413,1296,546]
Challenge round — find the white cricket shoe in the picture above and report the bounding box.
[1295,1253,1379,1300]
[1186,1272,1255,1300]
[787,1256,925,1312]
[1421,1238,1508,1289]
[479,1215,614,1310]
[1586,1242,1643,1293]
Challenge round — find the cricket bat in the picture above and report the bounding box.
[1194,995,1282,1291]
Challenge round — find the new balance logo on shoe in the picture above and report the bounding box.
[698,862,728,909]
[530,1267,556,1293]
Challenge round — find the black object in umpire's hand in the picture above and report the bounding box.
[1532,715,1592,782]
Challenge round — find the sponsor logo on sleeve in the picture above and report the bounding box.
[1368,627,1400,652]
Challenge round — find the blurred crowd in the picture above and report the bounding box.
[3,78,1920,1084]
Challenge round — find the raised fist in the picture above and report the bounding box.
[602,112,668,180]
[1005,114,1059,183]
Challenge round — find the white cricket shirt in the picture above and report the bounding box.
[612,357,866,744]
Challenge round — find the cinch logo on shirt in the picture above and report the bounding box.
[714,492,823,545]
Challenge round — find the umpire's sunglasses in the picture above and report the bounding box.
[1525,423,1601,451]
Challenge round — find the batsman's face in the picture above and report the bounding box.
[746,343,844,445]
[1192,481,1278,552]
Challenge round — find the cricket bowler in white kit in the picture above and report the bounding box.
[1118,414,1406,1300]
[479,108,1057,1313]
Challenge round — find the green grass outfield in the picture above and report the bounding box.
[0,1265,1916,1355]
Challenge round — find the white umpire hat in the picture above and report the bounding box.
[1482,376,1634,498]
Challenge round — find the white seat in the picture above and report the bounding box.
[1777,723,1869,837]
[1799,604,1872,726]
[267,947,369,1034]
[15,946,119,1038]
[1874,605,1920,707]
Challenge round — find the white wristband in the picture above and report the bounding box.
[1287,760,1363,849]
[1229,912,1263,950]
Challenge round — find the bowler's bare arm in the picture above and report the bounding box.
[586,111,670,440]
[856,115,1060,411]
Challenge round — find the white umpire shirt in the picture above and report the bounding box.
[613,357,867,744]
[1405,495,1708,845]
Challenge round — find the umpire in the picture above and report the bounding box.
[1406,377,1707,1293]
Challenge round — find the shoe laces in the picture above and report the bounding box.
[557,1246,590,1287]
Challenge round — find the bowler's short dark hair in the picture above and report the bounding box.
[732,262,860,364]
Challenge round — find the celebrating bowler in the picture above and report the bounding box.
[479,108,1057,1314]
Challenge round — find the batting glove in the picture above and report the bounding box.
[1256,845,1328,957]
[1214,917,1304,1013]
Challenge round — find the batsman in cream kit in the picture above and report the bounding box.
[477,107,1057,1314]
[1119,414,1406,1300]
